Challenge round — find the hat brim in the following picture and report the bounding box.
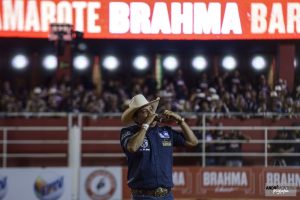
[121,98,160,124]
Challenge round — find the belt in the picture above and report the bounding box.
[131,187,171,197]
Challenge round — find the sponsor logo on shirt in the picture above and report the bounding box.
[162,140,172,147]
[121,131,131,141]
[140,138,150,151]
[159,131,170,139]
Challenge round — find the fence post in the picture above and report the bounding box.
[264,128,268,167]
[202,114,206,167]
[2,128,7,168]
[68,121,82,200]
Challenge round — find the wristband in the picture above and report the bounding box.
[141,123,149,130]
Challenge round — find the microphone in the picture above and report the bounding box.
[154,114,164,123]
[154,113,173,123]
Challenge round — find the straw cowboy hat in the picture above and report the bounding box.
[121,94,160,124]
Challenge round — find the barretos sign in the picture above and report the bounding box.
[0,0,299,40]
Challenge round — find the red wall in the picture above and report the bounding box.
[0,117,298,167]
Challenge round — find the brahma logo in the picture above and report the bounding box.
[0,176,7,200]
[85,169,117,200]
[34,172,64,200]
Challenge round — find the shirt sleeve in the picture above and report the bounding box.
[166,126,186,147]
[120,128,135,151]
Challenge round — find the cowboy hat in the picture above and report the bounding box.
[121,94,160,124]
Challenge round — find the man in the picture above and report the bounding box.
[225,130,251,167]
[270,130,298,166]
[120,94,198,200]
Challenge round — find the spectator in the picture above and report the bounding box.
[291,123,300,155]
[6,96,22,112]
[174,69,189,100]
[225,130,250,167]
[283,97,294,117]
[294,100,300,113]
[296,85,300,99]
[25,87,47,112]
[47,87,62,112]
[270,130,299,166]
[212,123,228,166]
[257,75,270,97]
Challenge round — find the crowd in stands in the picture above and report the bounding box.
[1,70,300,116]
[1,70,300,167]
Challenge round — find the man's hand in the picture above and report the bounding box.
[163,110,183,123]
[144,112,158,125]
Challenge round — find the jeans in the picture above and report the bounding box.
[132,192,174,200]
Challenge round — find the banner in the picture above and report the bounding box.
[0,0,300,40]
[0,168,72,200]
[0,166,299,199]
[122,167,300,199]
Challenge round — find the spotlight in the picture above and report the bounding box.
[103,55,119,71]
[192,55,207,72]
[42,55,57,71]
[251,55,267,71]
[11,54,28,70]
[133,55,149,71]
[221,55,237,71]
[73,54,90,71]
[294,58,298,68]
[163,55,178,72]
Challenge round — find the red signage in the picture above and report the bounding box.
[1,0,299,40]
[196,167,256,197]
[122,167,300,199]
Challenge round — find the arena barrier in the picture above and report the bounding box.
[0,166,299,199]
[0,113,299,199]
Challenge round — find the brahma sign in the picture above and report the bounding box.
[0,0,299,40]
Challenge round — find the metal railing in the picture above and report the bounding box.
[0,112,299,167]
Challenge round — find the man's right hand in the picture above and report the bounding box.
[144,112,158,125]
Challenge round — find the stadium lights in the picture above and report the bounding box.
[102,55,119,71]
[42,55,58,71]
[133,55,149,71]
[11,54,29,70]
[251,55,267,71]
[192,55,207,72]
[73,54,90,71]
[221,55,237,71]
[163,55,178,72]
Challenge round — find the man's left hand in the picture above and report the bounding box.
[163,110,183,123]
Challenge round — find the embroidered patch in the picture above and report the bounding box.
[121,131,132,141]
[162,140,172,146]
[140,138,150,151]
[159,131,170,138]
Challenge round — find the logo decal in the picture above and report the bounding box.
[162,140,172,147]
[159,131,170,138]
[34,172,64,200]
[0,176,7,200]
[85,170,117,200]
[140,138,150,151]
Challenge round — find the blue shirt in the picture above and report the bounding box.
[120,125,186,189]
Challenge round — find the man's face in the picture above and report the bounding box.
[135,105,154,124]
